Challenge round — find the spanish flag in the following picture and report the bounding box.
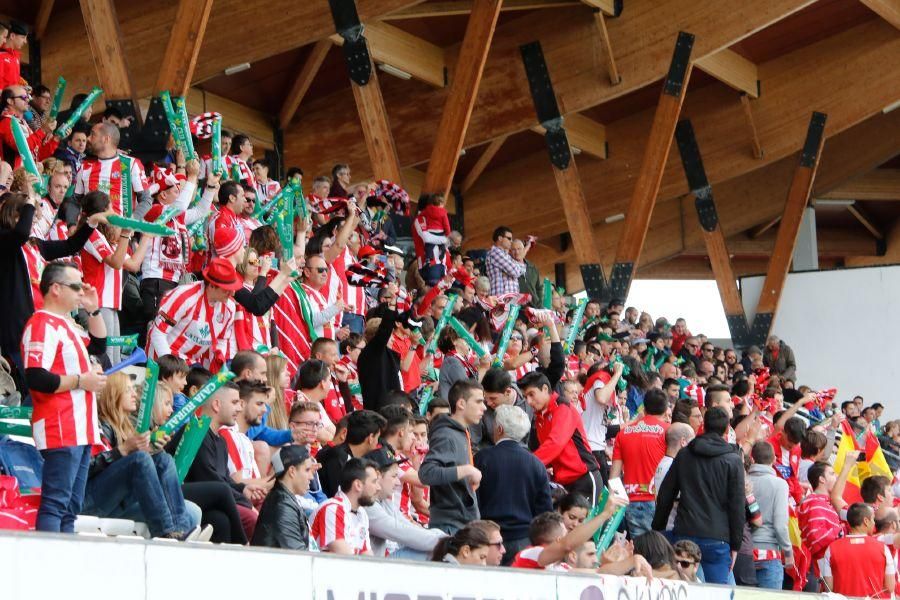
[833,420,893,504]
[787,505,811,590]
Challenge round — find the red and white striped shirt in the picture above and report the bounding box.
[238,215,261,242]
[332,247,365,317]
[148,281,236,371]
[303,283,334,339]
[207,205,245,258]
[32,197,59,240]
[272,284,314,379]
[142,205,190,283]
[322,375,346,424]
[22,243,45,309]
[255,179,281,202]
[21,310,100,450]
[338,355,363,411]
[395,458,418,522]
[511,546,572,571]
[81,230,126,310]
[506,354,538,381]
[310,490,370,554]
[75,155,145,216]
[234,282,271,351]
[224,155,256,189]
[219,425,260,481]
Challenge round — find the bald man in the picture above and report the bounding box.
[653,423,695,532]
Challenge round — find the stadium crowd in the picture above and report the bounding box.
[1,17,898,596]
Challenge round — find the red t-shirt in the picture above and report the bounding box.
[612,415,668,502]
[390,335,422,393]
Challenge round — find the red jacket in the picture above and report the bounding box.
[0,48,21,90]
[533,393,598,485]
[0,112,58,168]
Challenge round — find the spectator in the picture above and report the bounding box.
[316,409,385,498]
[798,461,842,573]
[653,422,695,532]
[75,122,148,217]
[251,445,316,550]
[474,404,552,564]
[365,445,445,559]
[674,540,703,583]
[653,407,746,584]
[1,85,59,168]
[26,85,52,133]
[0,20,27,89]
[485,226,525,296]
[512,238,542,308]
[310,457,379,555]
[748,441,793,589]
[610,388,669,537]
[821,503,895,598]
[633,531,689,580]
[764,335,797,382]
[419,380,485,534]
[430,524,492,565]
[219,380,271,486]
[557,493,590,532]
[358,310,420,412]
[581,360,625,484]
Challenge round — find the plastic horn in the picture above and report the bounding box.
[56,86,102,138]
[492,304,522,368]
[211,116,223,175]
[425,294,458,355]
[173,96,197,160]
[159,91,188,157]
[0,406,32,420]
[106,334,139,349]
[9,118,45,195]
[174,415,212,483]
[49,77,67,119]
[153,368,236,441]
[103,348,148,375]
[563,298,589,353]
[448,317,488,358]
[135,359,159,433]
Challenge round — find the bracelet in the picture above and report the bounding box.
[75,374,81,390]
[89,308,101,317]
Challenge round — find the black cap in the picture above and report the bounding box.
[398,310,422,330]
[8,20,28,36]
[365,445,408,470]
[271,445,311,477]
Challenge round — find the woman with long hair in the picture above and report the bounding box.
[621,355,651,419]
[265,352,291,430]
[633,531,689,580]
[429,524,491,565]
[84,372,198,539]
[234,246,273,351]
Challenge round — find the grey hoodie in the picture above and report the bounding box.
[748,463,791,553]
[419,414,480,533]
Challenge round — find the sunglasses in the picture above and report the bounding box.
[246,258,260,266]
[306,266,328,274]
[12,94,30,101]
[677,560,696,569]
[58,281,83,292]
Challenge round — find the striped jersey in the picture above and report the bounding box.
[224,155,256,189]
[331,247,365,317]
[148,281,236,371]
[219,424,260,481]
[21,310,100,450]
[310,490,370,554]
[80,229,126,310]
[75,155,145,216]
[22,243,45,309]
[272,284,314,379]
[142,204,190,283]
[511,546,572,571]
[207,205,245,258]
[32,197,60,240]
[234,281,272,351]
[303,283,334,339]
[255,179,281,202]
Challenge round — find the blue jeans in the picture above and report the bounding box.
[756,558,784,589]
[37,445,91,533]
[624,500,655,538]
[83,451,192,536]
[675,535,732,584]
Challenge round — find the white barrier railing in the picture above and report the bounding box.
[0,531,829,600]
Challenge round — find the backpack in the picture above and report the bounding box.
[0,356,20,407]
[0,438,43,492]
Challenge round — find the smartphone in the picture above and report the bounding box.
[271,257,278,269]
[607,476,628,500]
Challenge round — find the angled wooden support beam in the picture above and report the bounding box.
[331,22,446,88]
[531,113,607,159]
[520,40,601,295]
[154,0,215,97]
[35,0,56,40]
[820,169,900,200]
[461,136,507,193]
[580,0,623,17]
[591,9,621,85]
[612,31,695,299]
[675,118,752,345]
[749,216,781,239]
[384,0,580,19]
[753,111,828,338]
[694,48,759,98]
[279,40,332,128]
[423,0,503,199]
[861,0,900,30]
[739,93,764,159]
[330,0,404,184]
[846,202,885,240]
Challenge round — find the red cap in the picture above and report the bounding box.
[357,245,379,260]
[202,258,244,291]
[214,227,243,259]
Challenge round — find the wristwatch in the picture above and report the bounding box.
[89,309,102,317]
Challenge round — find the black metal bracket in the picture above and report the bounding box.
[26,35,41,86]
[799,111,827,168]
[329,0,372,86]
[662,31,695,97]
[579,262,633,303]
[520,41,571,170]
[129,96,171,165]
[726,314,752,349]
[105,99,141,151]
[580,264,607,301]
[749,312,773,347]
[554,263,567,291]
[675,119,718,231]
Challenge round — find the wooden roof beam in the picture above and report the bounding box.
[531,113,607,159]
[383,0,580,19]
[185,88,275,149]
[580,0,622,17]
[279,40,332,128]
[819,169,900,200]
[330,22,446,88]
[461,136,507,193]
[78,0,140,116]
[34,0,55,40]
[695,48,759,98]
[680,228,879,258]
[861,0,900,30]
[155,0,215,97]
[846,202,885,239]
[423,0,503,199]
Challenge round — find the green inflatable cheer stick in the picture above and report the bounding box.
[10,118,45,195]
[0,406,32,420]
[107,214,175,236]
[153,368,235,442]
[563,297,589,354]
[448,316,488,358]
[107,334,139,349]
[426,293,458,355]
[135,359,159,434]
[49,77,67,120]
[211,116,223,176]
[173,96,197,160]
[174,415,212,483]
[55,86,102,138]
[492,304,521,368]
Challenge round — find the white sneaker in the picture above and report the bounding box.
[197,524,214,543]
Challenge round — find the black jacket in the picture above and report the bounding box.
[166,427,250,508]
[358,309,402,412]
[315,442,352,498]
[251,481,310,550]
[474,440,553,541]
[418,415,479,532]
[653,433,746,551]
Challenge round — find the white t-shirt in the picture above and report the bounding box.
[653,455,676,530]
[582,378,608,452]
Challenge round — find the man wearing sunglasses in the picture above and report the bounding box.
[0,84,59,168]
[21,262,108,533]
